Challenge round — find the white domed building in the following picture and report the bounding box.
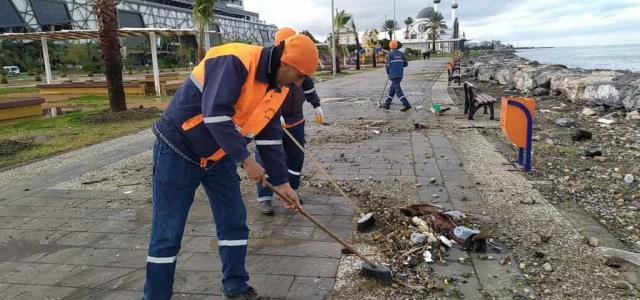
[380,0,466,54]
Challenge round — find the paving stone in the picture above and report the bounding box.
[286,277,335,300]
[245,255,285,275]
[273,257,339,277]
[312,226,350,242]
[37,248,149,268]
[6,196,88,208]
[183,236,218,253]
[471,253,524,298]
[86,208,143,221]
[55,265,138,288]
[15,218,98,231]
[441,170,471,182]
[0,206,96,219]
[0,217,33,229]
[256,275,295,299]
[250,240,343,259]
[0,284,78,299]
[173,270,222,295]
[56,232,153,250]
[180,252,222,272]
[0,229,67,244]
[430,262,483,297]
[88,220,147,233]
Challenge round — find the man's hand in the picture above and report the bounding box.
[280,116,286,128]
[241,156,265,183]
[313,106,324,124]
[276,182,302,212]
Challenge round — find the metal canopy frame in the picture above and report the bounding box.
[0,27,216,96]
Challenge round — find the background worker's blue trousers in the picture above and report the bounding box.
[385,78,410,107]
[255,121,305,201]
[143,138,249,300]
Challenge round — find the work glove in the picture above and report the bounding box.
[314,106,324,124]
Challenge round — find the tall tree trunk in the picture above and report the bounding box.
[335,40,341,73]
[197,30,205,62]
[95,0,126,112]
[432,33,436,54]
[355,39,360,70]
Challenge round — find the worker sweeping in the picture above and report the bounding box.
[381,40,412,112]
[144,34,318,300]
[254,27,324,215]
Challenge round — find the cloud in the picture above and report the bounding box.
[244,0,640,47]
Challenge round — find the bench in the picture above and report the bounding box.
[463,81,497,120]
[446,61,461,86]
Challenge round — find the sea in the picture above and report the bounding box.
[514,44,640,73]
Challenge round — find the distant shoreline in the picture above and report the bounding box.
[513,47,554,50]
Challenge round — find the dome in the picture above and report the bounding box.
[417,7,434,19]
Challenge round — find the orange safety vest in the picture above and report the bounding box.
[179,44,289,167]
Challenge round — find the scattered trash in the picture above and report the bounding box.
[443,211,467,220]
[443,278,450,285]
[372,130,381,135]
[572,129,592,141]
[411,232,426,244]
[624,174,635,184]
[423,251,434,263]
[124,191,133,194]
[582,107,596,116]
[555,117,576,127]
[81,177,109,185]
[453,226,479,239]
[596,247,640,267]
[534,251,545,259]
[414,123,429,129]
[430,178,437,184]
[540,234,552,243]
[585,149,603,157]
[543,262,553,272]
[439,236,453,248]
[519,262,526,270]
[597,118,614,125]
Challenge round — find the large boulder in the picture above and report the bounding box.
[583,74,640,109]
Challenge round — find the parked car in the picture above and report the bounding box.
[3,66,20,76]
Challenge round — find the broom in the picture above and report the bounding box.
[282,127,375,232]
[263,181,393,285]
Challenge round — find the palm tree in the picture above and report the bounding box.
[348,20,361,70]
[427,12,447,54]
[193,0,217,62]
[94,0,127,111]
[404,17,414,39]
[381,20,399,40]
[333,9,352,73]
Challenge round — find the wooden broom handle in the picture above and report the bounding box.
[282,127,365,217]
[263,181,375,266]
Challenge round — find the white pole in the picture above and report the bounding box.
[331,0,336,78]
[393,0,396,40]
[41,37,52,84]
[149,32,161,97]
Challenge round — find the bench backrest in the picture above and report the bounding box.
[463,81,476,100]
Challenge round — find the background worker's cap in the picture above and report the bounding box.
[281,34,319,76]
[275,27,296,45]
[389,40,398,49]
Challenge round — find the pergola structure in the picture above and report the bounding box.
[0,28,216,96]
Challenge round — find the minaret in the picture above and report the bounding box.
[433,0,440,13]
[452,0,458,21]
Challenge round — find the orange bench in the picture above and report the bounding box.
[446,59,461,86]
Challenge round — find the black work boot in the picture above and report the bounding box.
[259,201,274,215]
[400,105,412,112]
[381,104,390,110]
[223,287,268,300]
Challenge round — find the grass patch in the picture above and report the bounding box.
[0,108,161,169]
[0,86,39,95]
[59,95,171,106]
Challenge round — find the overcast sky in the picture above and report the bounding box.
[244,0,640,47]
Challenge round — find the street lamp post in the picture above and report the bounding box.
[331,0,336,78]
[393,0,396,40]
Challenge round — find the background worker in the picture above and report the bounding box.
[255,27,324,215]
[382,40,412,112]
[144,34,319,300]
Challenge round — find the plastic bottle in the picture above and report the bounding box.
[453,226,480,240]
